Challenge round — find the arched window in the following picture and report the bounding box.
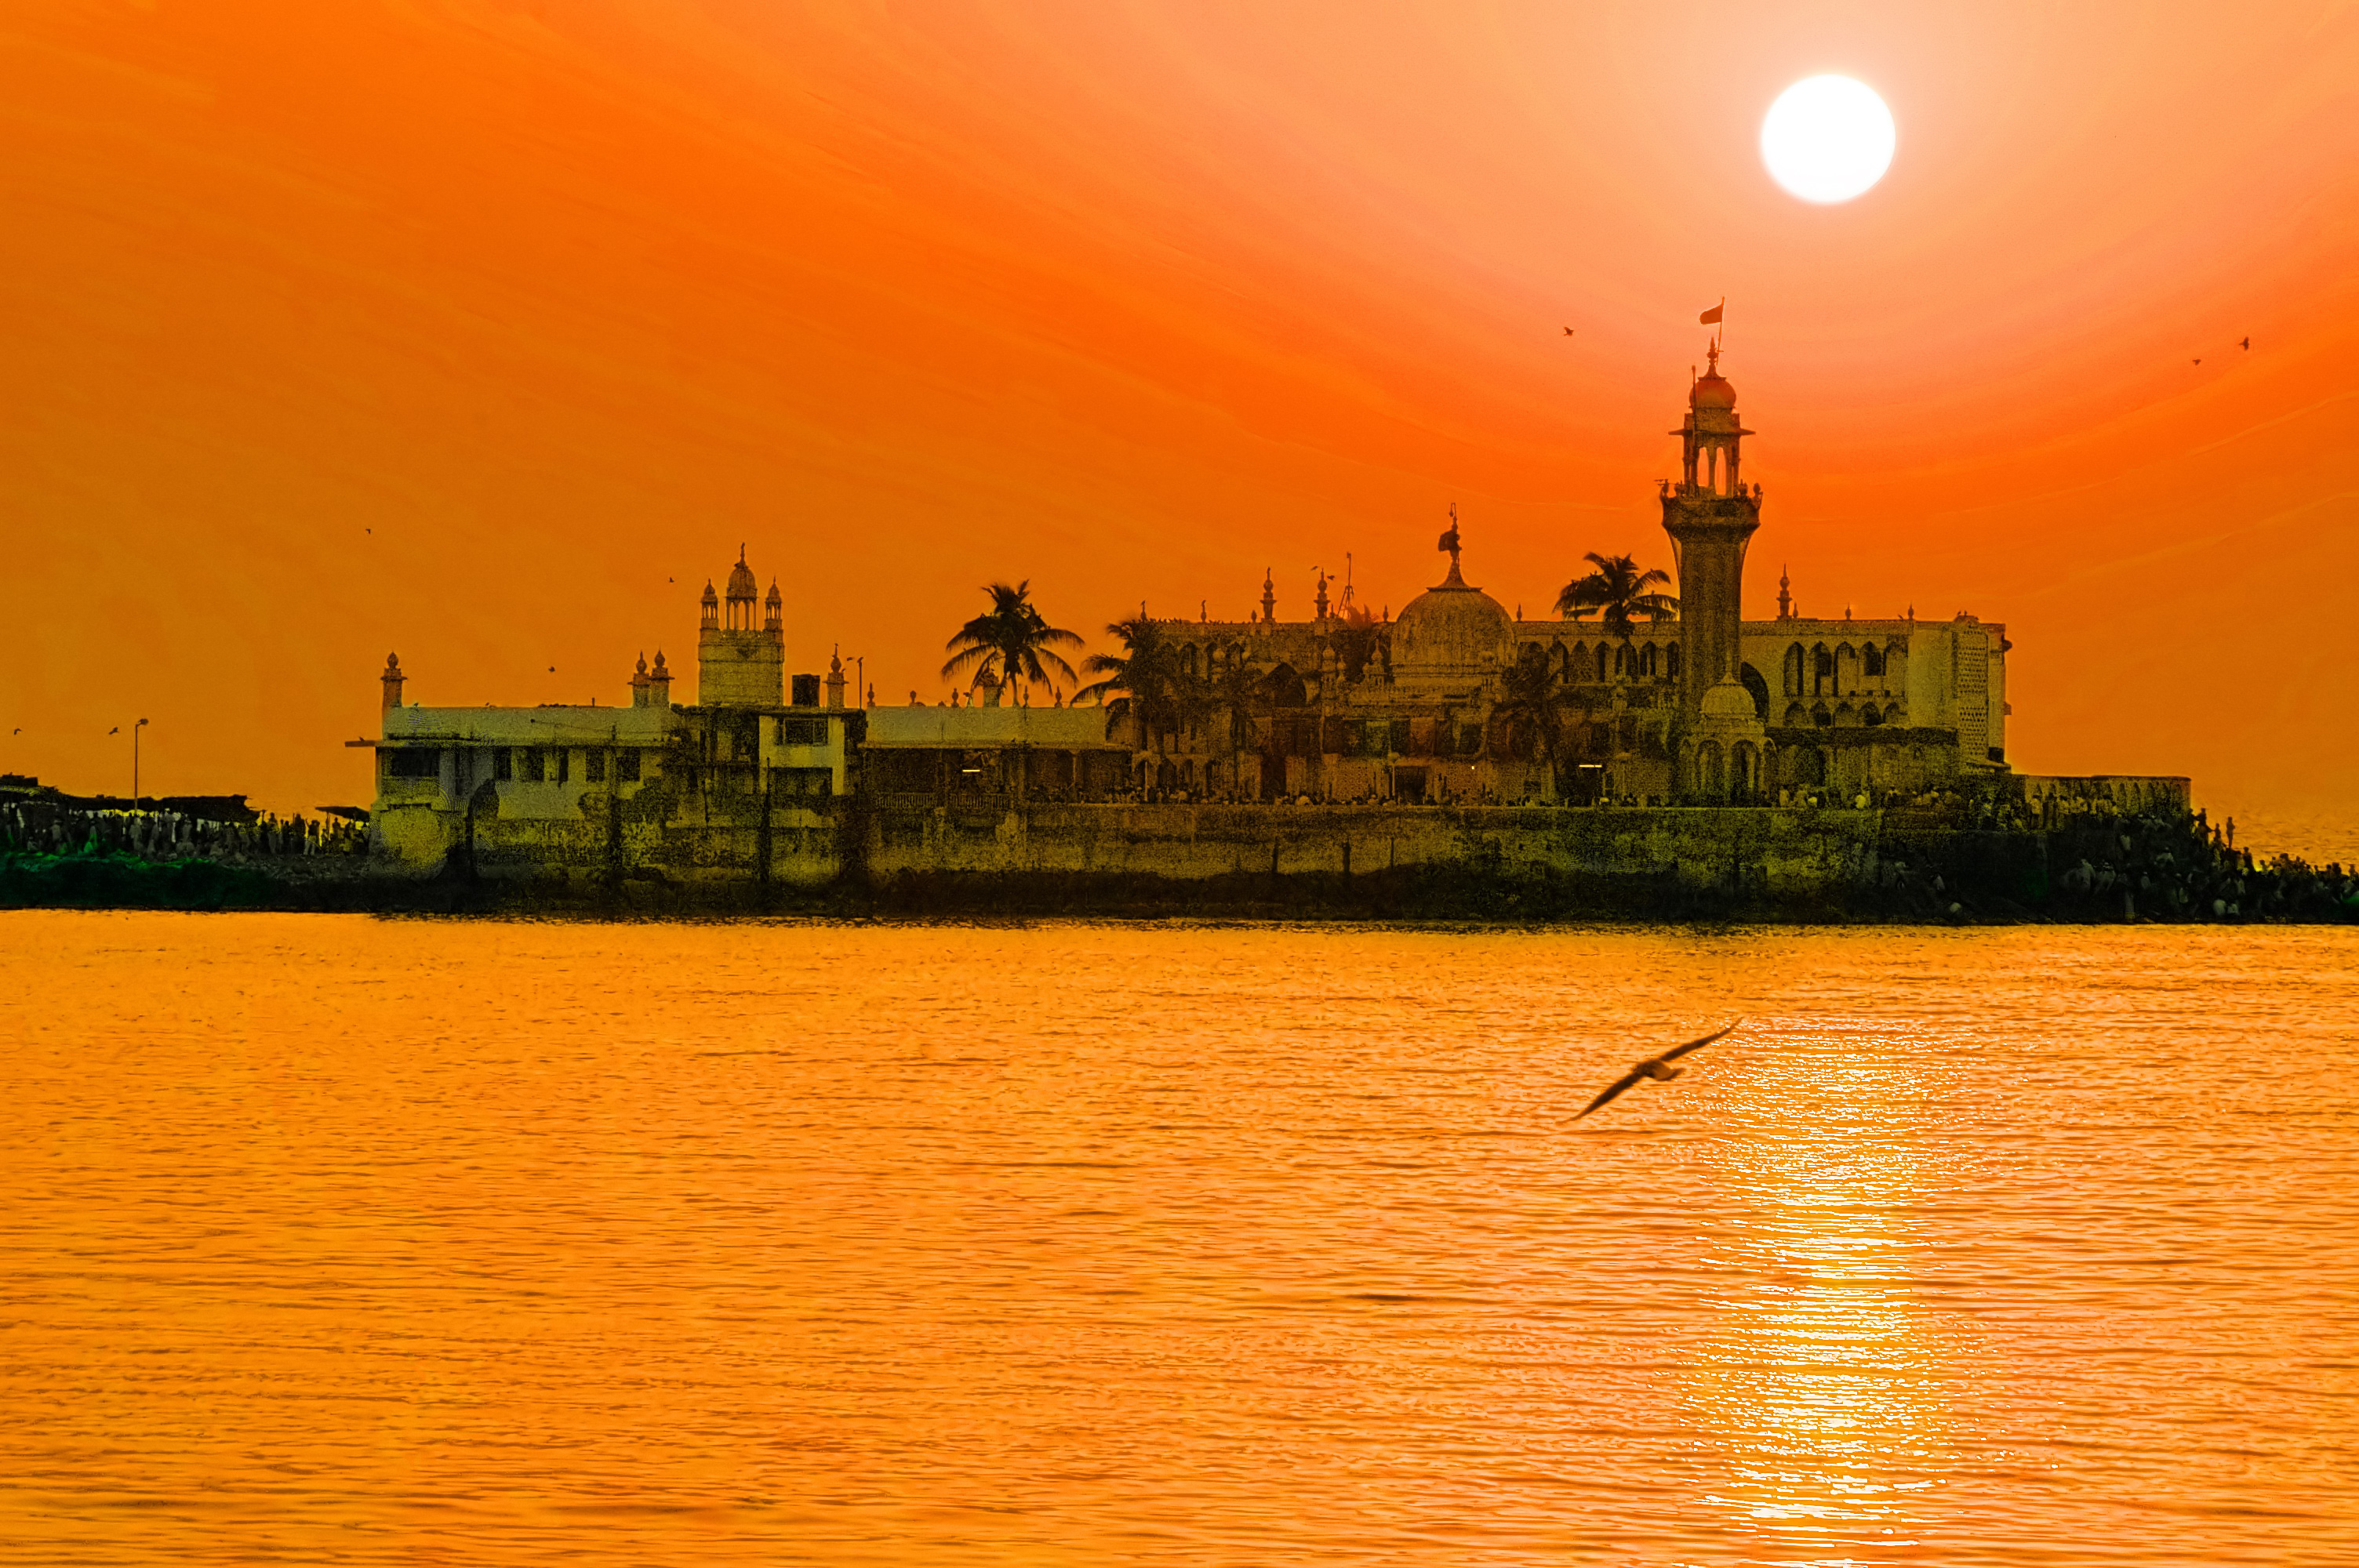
[1639,643,1657,678]
[1811,703,1833,728]
[1812,645,1834,695]
[1732,741,1757,798]
[1696,739,1724,797]
[1784,643,1805,697]
[1863,644,1885,678]
[1834,643,1859,695]
[1667,644,1681,681]
[1862,704,1883,727]
[1739,663,1769,720]
[1783,702,1808,728]
[1596,644,1611,682]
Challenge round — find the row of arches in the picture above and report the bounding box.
[1516,639,1681,685]
[1779,640,1905,700]
[1780,700,1903,729]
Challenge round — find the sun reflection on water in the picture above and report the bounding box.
[1683,1020,1964,1563]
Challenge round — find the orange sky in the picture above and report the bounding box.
[4,2,2356,824]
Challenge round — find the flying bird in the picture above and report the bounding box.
[107,726,118,735]
[1563,326,1576,336]
[547,666,556,673]
[1576,1023,1739,1120]
[2193,358,2202,365]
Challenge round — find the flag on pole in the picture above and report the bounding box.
[1699,300,1724,325]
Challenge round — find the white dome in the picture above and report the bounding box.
[1394,580,1512,677]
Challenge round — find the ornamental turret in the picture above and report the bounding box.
[1661,343,1767,797]
[698,547,784,706]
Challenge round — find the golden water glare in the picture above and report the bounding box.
[1,914,2354,1566]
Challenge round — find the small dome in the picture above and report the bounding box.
[765,579,782,607]
[1700,673,1756,720]
[1394,579,1513,677]
[725,552,758,601]
[1691,371,1736,410]
[700,580,719,605]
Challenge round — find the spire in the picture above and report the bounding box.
[1260,568,1275,623]
[1776,566,1792,621]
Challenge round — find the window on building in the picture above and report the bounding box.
[585,750,607,783]
[386,747,441,779]
[1389,719,1411,755]
[556,749,571,783]
[780,717,828,747]
[1863,644,1885,677]
[493,749,513,782]
[521,748,545,783]
[617,750,642,783]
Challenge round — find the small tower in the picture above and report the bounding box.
[765,579,783,633]
[630,653,652,708]
[381,652,405,710]
[1661,343,1767,798]
[1663,343,1762,713]
[1776,567,1793,621]
[699,580,719,630]
[1260,568,1276,624]
[697,548,785,706]
[1314,569,1329,621]
[825,646,847,710]
[648,650,674,707]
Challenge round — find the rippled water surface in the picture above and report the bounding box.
[2,913,2355,1566]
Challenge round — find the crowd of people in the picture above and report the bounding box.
[2045,803,2357,922]
[0,800,368,863]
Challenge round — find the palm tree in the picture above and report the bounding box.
[1208,644,1263,794]
[1075,616,1186,759]
[941,581,1082,703]
[1489,644,1572,797]
[1555,552,1678,642]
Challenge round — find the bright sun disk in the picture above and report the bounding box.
[1761,75,1895,203]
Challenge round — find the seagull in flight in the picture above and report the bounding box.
[2241,337,2251,350]
[1562,326,1576,336]
[1577,1023,1739,1119]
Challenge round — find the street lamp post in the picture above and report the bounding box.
[133,717,149,805]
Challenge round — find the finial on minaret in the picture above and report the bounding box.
[1260,568,1275,623]
[1776,566,1792,621]
[1436,503,1463,585]
[1314,568,1329,620]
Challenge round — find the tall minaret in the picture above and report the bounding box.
[1661,342,1761,719]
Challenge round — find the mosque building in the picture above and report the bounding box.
[360,350,2025,877]
[1132,347,2010,805]
[365,549,857,869]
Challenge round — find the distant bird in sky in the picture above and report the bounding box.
[547,666,556,673]
[2241,337,2251,350]
[365,527,372,534]
[1563,326,1576,336]
[1577,1023,1739,1120]
[107,726,118,735]
[2194,358,2202,365]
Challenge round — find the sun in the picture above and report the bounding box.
[1760,75,1895,204]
